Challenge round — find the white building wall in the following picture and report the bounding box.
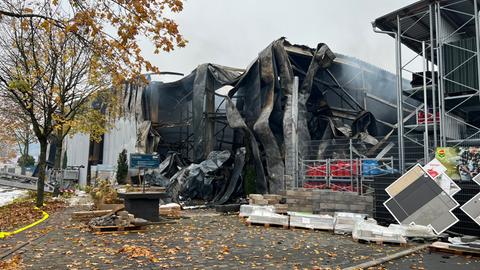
[65,133,90,186]
[102,116,138,167]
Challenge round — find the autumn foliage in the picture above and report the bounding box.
[0,0,186,206]
[0,0,187,84]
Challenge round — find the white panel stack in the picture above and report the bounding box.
[352,219,407,244]
[239,205,275,217]
[388,224,436,238]
[246,208,289,227]
[288,212,334,230]
[333,212,368,234]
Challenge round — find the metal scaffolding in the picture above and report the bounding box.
[374,0,480,173]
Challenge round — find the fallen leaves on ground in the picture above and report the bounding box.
[0,198,65,231]
[0,254,24,270]
[118,244,159,262]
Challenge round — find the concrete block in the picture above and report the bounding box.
[249,194,264,200]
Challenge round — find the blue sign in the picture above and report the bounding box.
[130,154,160,169]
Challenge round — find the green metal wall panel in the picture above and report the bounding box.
[443,37,479,95]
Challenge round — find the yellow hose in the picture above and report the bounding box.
[0,206,49,239]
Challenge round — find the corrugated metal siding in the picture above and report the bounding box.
[102,116,138,167]
[443,37,479,95]
[65,133,90,186]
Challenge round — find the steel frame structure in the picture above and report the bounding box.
[375,0,480,173]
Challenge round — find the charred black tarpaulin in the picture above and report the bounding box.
[123,38,399,198]
[226,39,336,194]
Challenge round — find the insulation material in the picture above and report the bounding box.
[247,208,289,226]
[333,212,368,234]
[239,205,275,217]
[288,212,334,230]
[384,163,460,234]
[388,224,436,238]
[352,219,407,244]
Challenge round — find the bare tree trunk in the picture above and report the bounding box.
[20,137,29,175]
[36,140,47,207]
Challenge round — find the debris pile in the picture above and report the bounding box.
[88,210,147,228]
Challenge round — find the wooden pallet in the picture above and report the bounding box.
[90,225,146,234]
[72,210,113,222]
[353,238,408,247]
[289,225,333,232]
[429,242,480,257]
[245,221,289,229]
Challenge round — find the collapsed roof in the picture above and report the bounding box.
[122,38,401,194]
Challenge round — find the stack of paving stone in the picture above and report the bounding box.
[248,194,268,205]
[285,189,314,213]
[312,190,373,216]
[248,194,287,214]
[288,212,334,230]
[333,212,368,234]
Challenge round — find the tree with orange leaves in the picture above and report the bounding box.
[0,0,186,206]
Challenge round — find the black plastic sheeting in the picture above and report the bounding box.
[213,147,246,205]
[124,37,402,197]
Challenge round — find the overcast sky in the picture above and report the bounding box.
[141,0,419,78]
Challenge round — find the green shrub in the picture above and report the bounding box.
[17,154,35,167]
[116,149,128,184]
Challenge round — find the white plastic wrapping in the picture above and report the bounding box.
[239,205,275,217]
[333,212,368,234]
[388,224,436,238]
[352,219,407,244]
[288,212,334,230]
[247,208,289,226]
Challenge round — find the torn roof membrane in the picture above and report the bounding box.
[122,38,403,194]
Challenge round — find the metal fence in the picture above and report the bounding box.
[294,134,434,194]
[286,128,480,193]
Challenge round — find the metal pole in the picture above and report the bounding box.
[430,4,438,149]
[474,0,480,100]
[292,76,299,188]
[396,15,405,173]
[349,139,353,192]
[435,3,446,147]
[422,41,429,163]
